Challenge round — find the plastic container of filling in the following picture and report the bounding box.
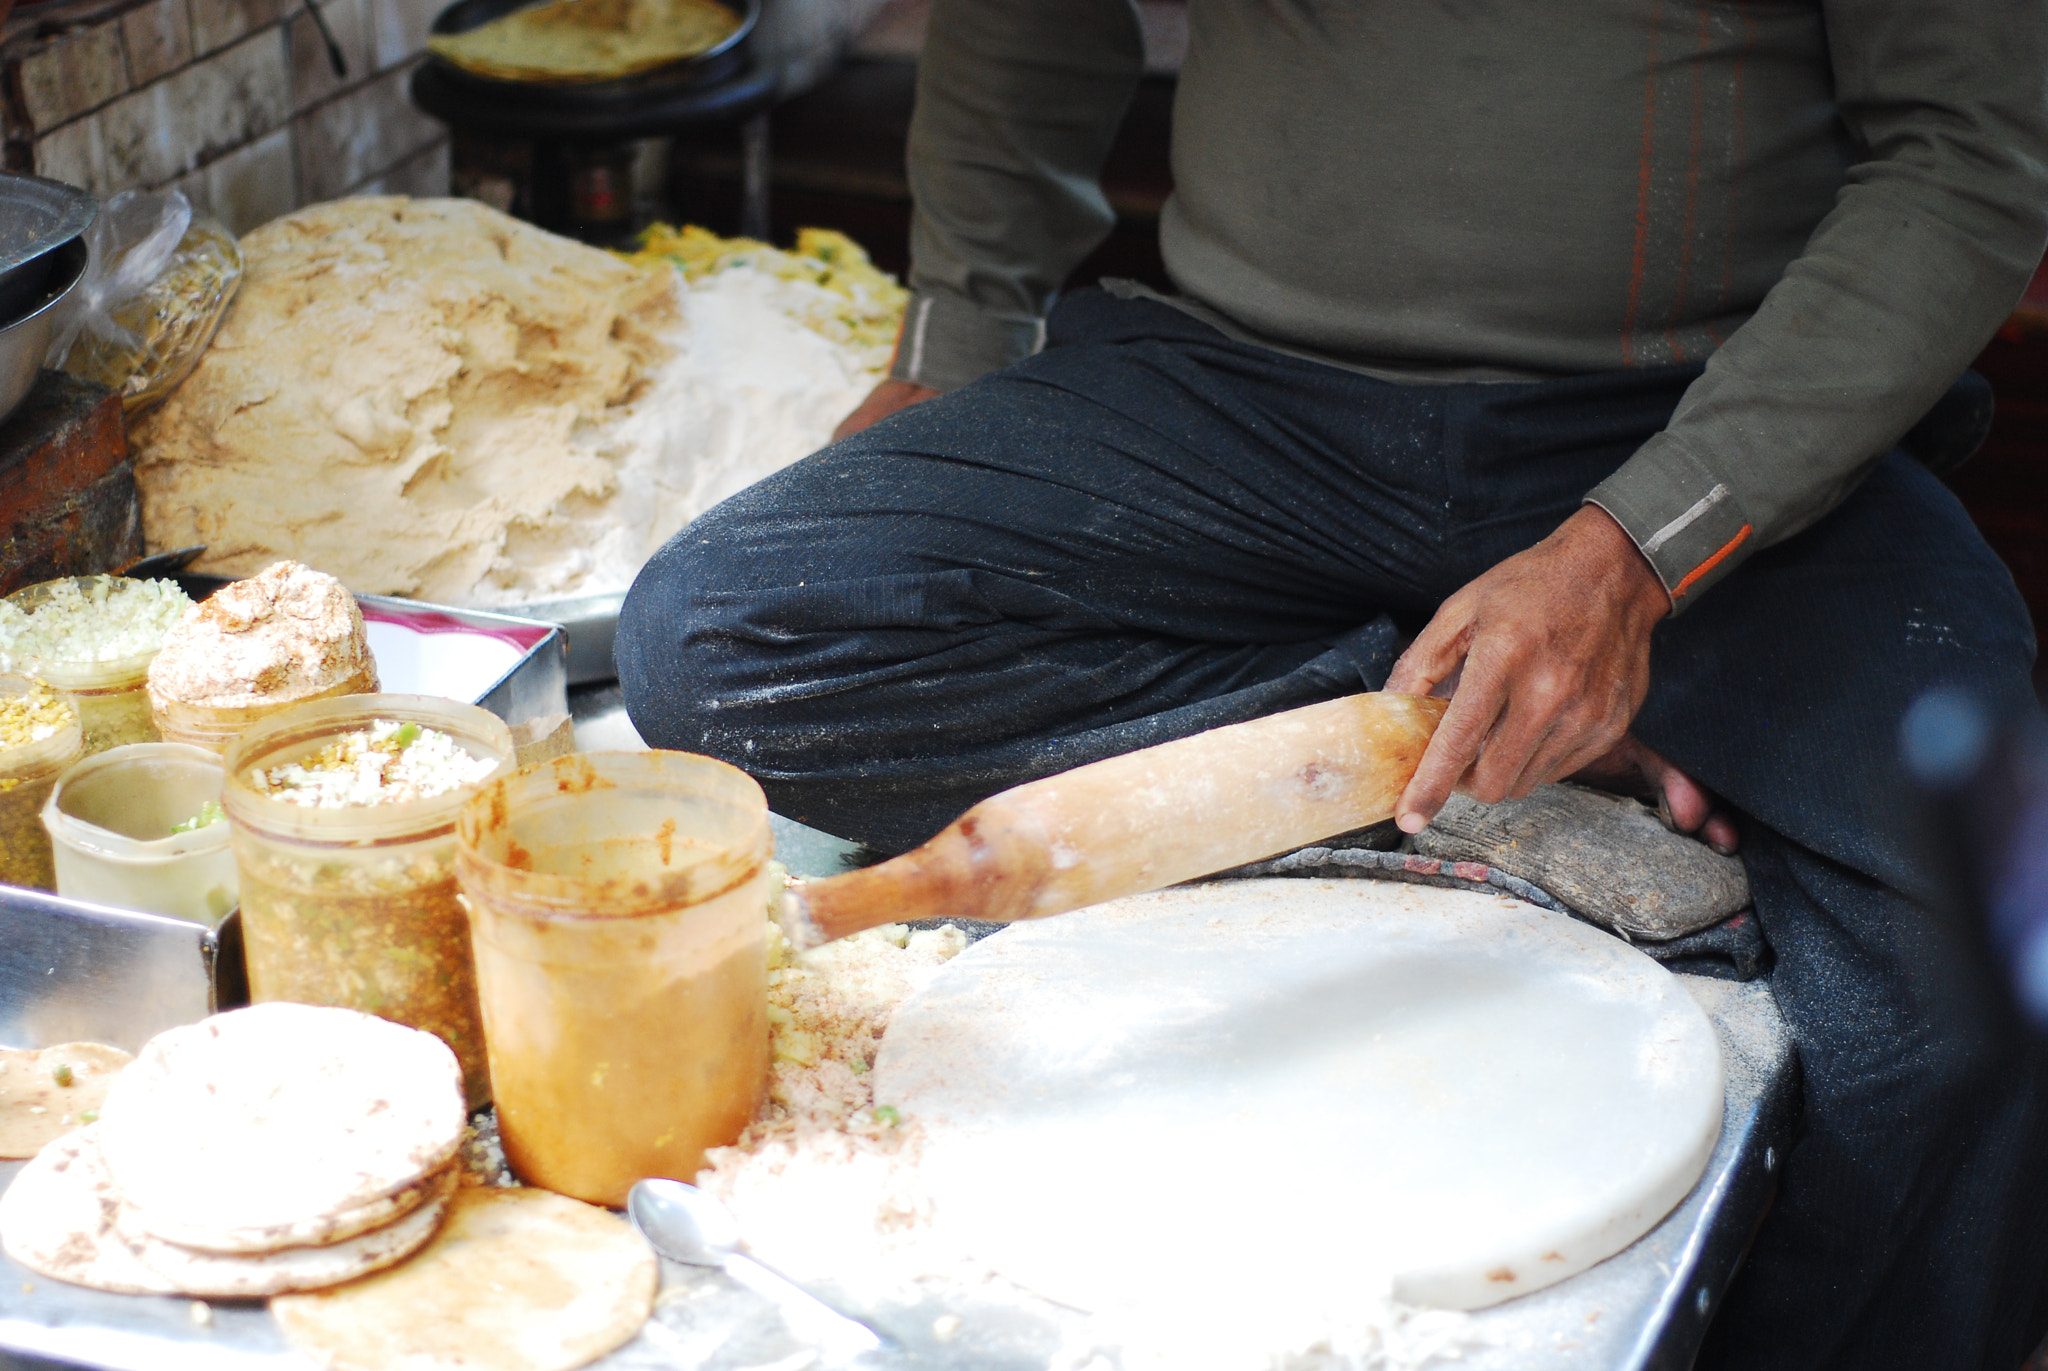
[152,658,378,756]
[1,577,182,754]
[41,742,237,925]
[0,675,84,891]
[223,694,513,1109]
[456,751,771,1206]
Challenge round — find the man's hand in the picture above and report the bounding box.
[1385,504,1672,833]
[832,379,940,442]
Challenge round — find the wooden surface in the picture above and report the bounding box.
[0,369,139,597]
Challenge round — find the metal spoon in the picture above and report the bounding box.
[627,1178,890,1357]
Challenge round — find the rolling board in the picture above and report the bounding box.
[872,879,1726,1353]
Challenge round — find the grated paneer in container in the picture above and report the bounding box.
[252,721,494,808]
[0,579,190,668]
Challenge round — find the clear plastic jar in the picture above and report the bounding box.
[224,695,513,1109]
[41,742,237,926]
[151,658,379,756]
[0,675,84,891]
[2,577,176,754]
[456,751,771,1206]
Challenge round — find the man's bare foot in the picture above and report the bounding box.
[1571,734,1741,855]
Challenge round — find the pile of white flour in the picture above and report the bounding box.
[502,263,883,607]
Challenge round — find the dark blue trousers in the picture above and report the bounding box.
[618,291,2048,1367]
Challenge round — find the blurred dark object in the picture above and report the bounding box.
[1901,687,2048,1028]
[1902,369,1994,477]
[300,0,348,79]
[1959,260,2048,698]
[0,369,139,596]
[118,545,204,579]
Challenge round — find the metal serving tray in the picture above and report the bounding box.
[508,590,623,686]
[355,592,569,725]
[0,972,1795,1371]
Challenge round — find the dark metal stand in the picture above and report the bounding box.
[409,61,780,243]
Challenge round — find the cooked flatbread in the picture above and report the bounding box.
[97,1004,464,1242]
[0,1126,174,1295]
[119,1168,456,1299]
[121,1162,456,1258]
[0,1043,132,1158]
[272,1188,658,1371]
[427,0,740,84]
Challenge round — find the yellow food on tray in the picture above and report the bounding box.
[427,0,742,83]
[622,224,909,358]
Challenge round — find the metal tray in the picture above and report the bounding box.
[508,589,623,686]
[0,973,1796,1371]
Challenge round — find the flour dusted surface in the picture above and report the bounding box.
[133,198,883,609]
[694,909,978,1300]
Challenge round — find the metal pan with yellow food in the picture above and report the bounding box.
[422,0,760,103]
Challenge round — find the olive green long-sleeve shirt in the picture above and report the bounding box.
[889,0,2048,604]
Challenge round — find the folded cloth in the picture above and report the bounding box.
[1412,784,1750,940]
[1221,842,1770,982]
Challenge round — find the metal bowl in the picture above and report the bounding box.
[0,234,88,427]
[0,175,96,324]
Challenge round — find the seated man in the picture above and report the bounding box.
[617,0,2048,1362]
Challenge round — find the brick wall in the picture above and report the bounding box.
[2,0,450,237]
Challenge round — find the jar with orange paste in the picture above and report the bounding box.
[456,751,771,1206]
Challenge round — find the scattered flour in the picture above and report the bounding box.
[697,903,975,1295]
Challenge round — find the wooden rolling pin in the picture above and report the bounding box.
[776,691,1447,948]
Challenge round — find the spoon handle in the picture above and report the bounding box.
[721,1252,885,1352]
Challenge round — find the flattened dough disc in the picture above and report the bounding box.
[873,879,1724,1312]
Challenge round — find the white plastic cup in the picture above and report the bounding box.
[41,742,236,926]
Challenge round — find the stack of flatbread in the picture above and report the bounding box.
[0,1003,465,1298]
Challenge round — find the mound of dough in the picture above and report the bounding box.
[272,1188,658,1371]
[0,1127,174,1295]
[131,198,679,607]
[98,1003,464,1247]
[0,1043,131,1159]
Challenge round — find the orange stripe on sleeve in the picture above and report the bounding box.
[1672,523,1752,598]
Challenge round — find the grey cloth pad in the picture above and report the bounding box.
[1412,784,1750,941]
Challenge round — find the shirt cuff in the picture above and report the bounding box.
[1585,432,1759,612]
[889,289,1046,392]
